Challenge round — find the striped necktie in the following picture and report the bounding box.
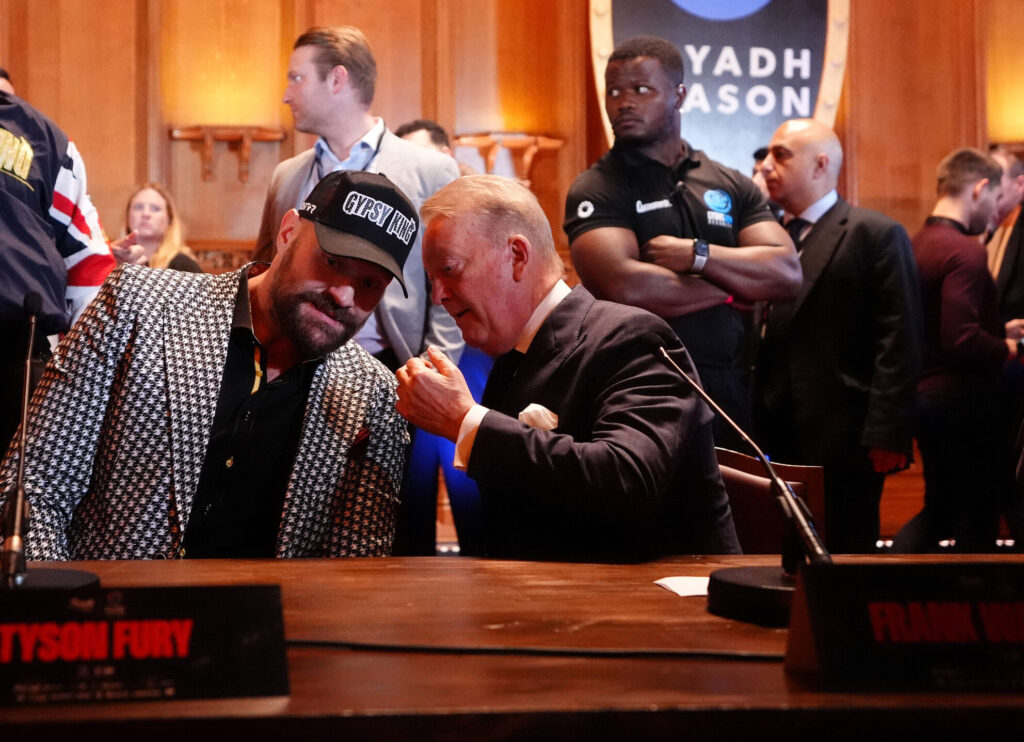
[785,217,810,246]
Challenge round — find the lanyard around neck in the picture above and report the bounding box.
[315,126,386,181]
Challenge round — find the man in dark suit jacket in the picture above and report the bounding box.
[395,175,740,561]
[987,147,1024,543]
[754,118,922,553]
[987,146,1024,325]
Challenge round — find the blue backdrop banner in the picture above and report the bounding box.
[604,0,839,172]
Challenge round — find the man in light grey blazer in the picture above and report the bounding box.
[254,25,463,370]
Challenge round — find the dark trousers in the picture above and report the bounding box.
[1003,362,1024,545]
[754,403,885,553]
[820,451,886,553]
[893,390,1003,553]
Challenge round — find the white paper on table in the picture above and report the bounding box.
[654,576,710,597]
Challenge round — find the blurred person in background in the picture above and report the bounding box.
[894,148,1013,553]
[113,182,201,272]
[395,119,476,177]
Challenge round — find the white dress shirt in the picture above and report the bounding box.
[784,189,838,243]
[453,279,572,469]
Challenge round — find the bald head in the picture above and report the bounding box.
[762,118,843,214]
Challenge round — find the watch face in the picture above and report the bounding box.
[690,239,709,274]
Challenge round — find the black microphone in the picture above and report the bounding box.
[1,292,98,592]
[658,346,830,626]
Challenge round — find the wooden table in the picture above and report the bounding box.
[2,555,1023,740]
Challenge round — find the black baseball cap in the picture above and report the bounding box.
[298,170,418,297]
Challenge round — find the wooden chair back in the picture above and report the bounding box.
[715,447,826,554]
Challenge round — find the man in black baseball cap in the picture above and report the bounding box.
[0,170,416,561]
[261,169,419,364]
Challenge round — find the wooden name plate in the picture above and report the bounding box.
[0,585,288,704]
[786,561,1024,690]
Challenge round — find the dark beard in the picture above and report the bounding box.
[272,288,366,360]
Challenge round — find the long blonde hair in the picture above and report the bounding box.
[125,182,189,269]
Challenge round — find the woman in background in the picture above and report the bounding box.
[115,182,201,272]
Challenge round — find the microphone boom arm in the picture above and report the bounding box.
[659,347,831,568]
[2,294,41,587]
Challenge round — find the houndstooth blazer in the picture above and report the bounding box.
[0,263,408,560]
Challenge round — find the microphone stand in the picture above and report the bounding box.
[1,293,98,593]
[1,298,38,587]
[659,347,830,626]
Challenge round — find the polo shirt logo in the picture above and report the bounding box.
[703,189,733,213]
[577,200,595,219]
[635,198,672,214]
[708,211,734,227]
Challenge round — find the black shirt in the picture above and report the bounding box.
[563,141,775,368]
[182,278,322,558]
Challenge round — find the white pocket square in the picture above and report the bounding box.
[518,403,558,430]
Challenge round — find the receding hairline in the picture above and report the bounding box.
[774,118,844,177]
[422,176,563,275]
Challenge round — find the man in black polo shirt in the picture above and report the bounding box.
[0,171,415,560]
[564,35,800,448]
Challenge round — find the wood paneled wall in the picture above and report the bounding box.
[161,0,288,245]
[0,0,1010,254]
[449,0,587,273]
[986,0,1024,146]
[836,0,986,231]
[1,0,150,237]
